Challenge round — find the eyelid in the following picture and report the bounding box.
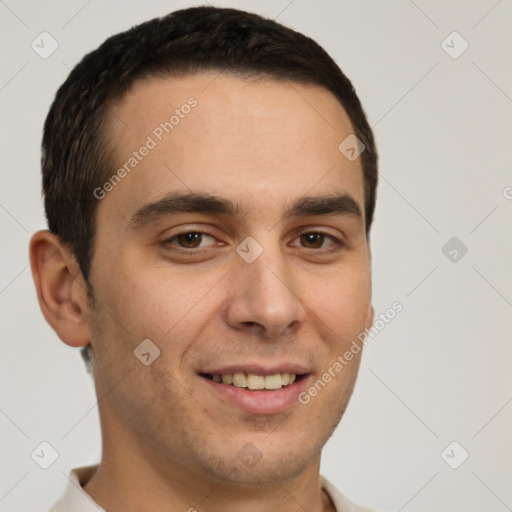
[288,230,344,251]
[158,223,220,238]
[161,229,219,249]
[161,226,344,253]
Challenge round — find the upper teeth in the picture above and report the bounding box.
[211,372,296,390]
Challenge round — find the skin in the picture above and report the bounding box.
[30,73,374,512]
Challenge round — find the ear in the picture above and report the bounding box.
[29,230,91,348]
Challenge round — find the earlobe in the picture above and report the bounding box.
[29,230,91,348]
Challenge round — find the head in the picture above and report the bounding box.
[30,6,377,489]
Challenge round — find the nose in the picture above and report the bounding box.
[222,239,306,339]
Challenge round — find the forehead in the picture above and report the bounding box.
[99,73,365,227]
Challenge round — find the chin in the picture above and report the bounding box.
[197,431,323,487]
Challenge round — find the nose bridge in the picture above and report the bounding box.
[226,234,304,338]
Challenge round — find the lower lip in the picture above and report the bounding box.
[200,375,310,415]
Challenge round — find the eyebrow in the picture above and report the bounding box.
[129,191,362,228]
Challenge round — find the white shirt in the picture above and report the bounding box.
[49,465,374,512]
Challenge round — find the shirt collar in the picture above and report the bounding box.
[49,465,105,512]
[51,465,371,512]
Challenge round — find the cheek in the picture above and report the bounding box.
[98,262,224,348]
[304,267,372,343]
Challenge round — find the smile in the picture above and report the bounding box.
[199,369,311,415]
[202,372,298,390]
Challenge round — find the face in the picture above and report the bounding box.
[86,73,373,486]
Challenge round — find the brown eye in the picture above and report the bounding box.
[300,233,326,249]
[290,231,343,254]
[176,232,202,248]
[163,231,217,250]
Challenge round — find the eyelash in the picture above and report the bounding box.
[161,230,344,254]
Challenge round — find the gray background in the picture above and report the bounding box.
[1,1,511,510]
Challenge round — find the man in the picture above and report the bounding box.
[30,6,378,511]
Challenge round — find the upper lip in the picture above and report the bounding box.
[199,363,310,376]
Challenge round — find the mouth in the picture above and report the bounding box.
[198,368,311,415]
[200,371,305,390]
